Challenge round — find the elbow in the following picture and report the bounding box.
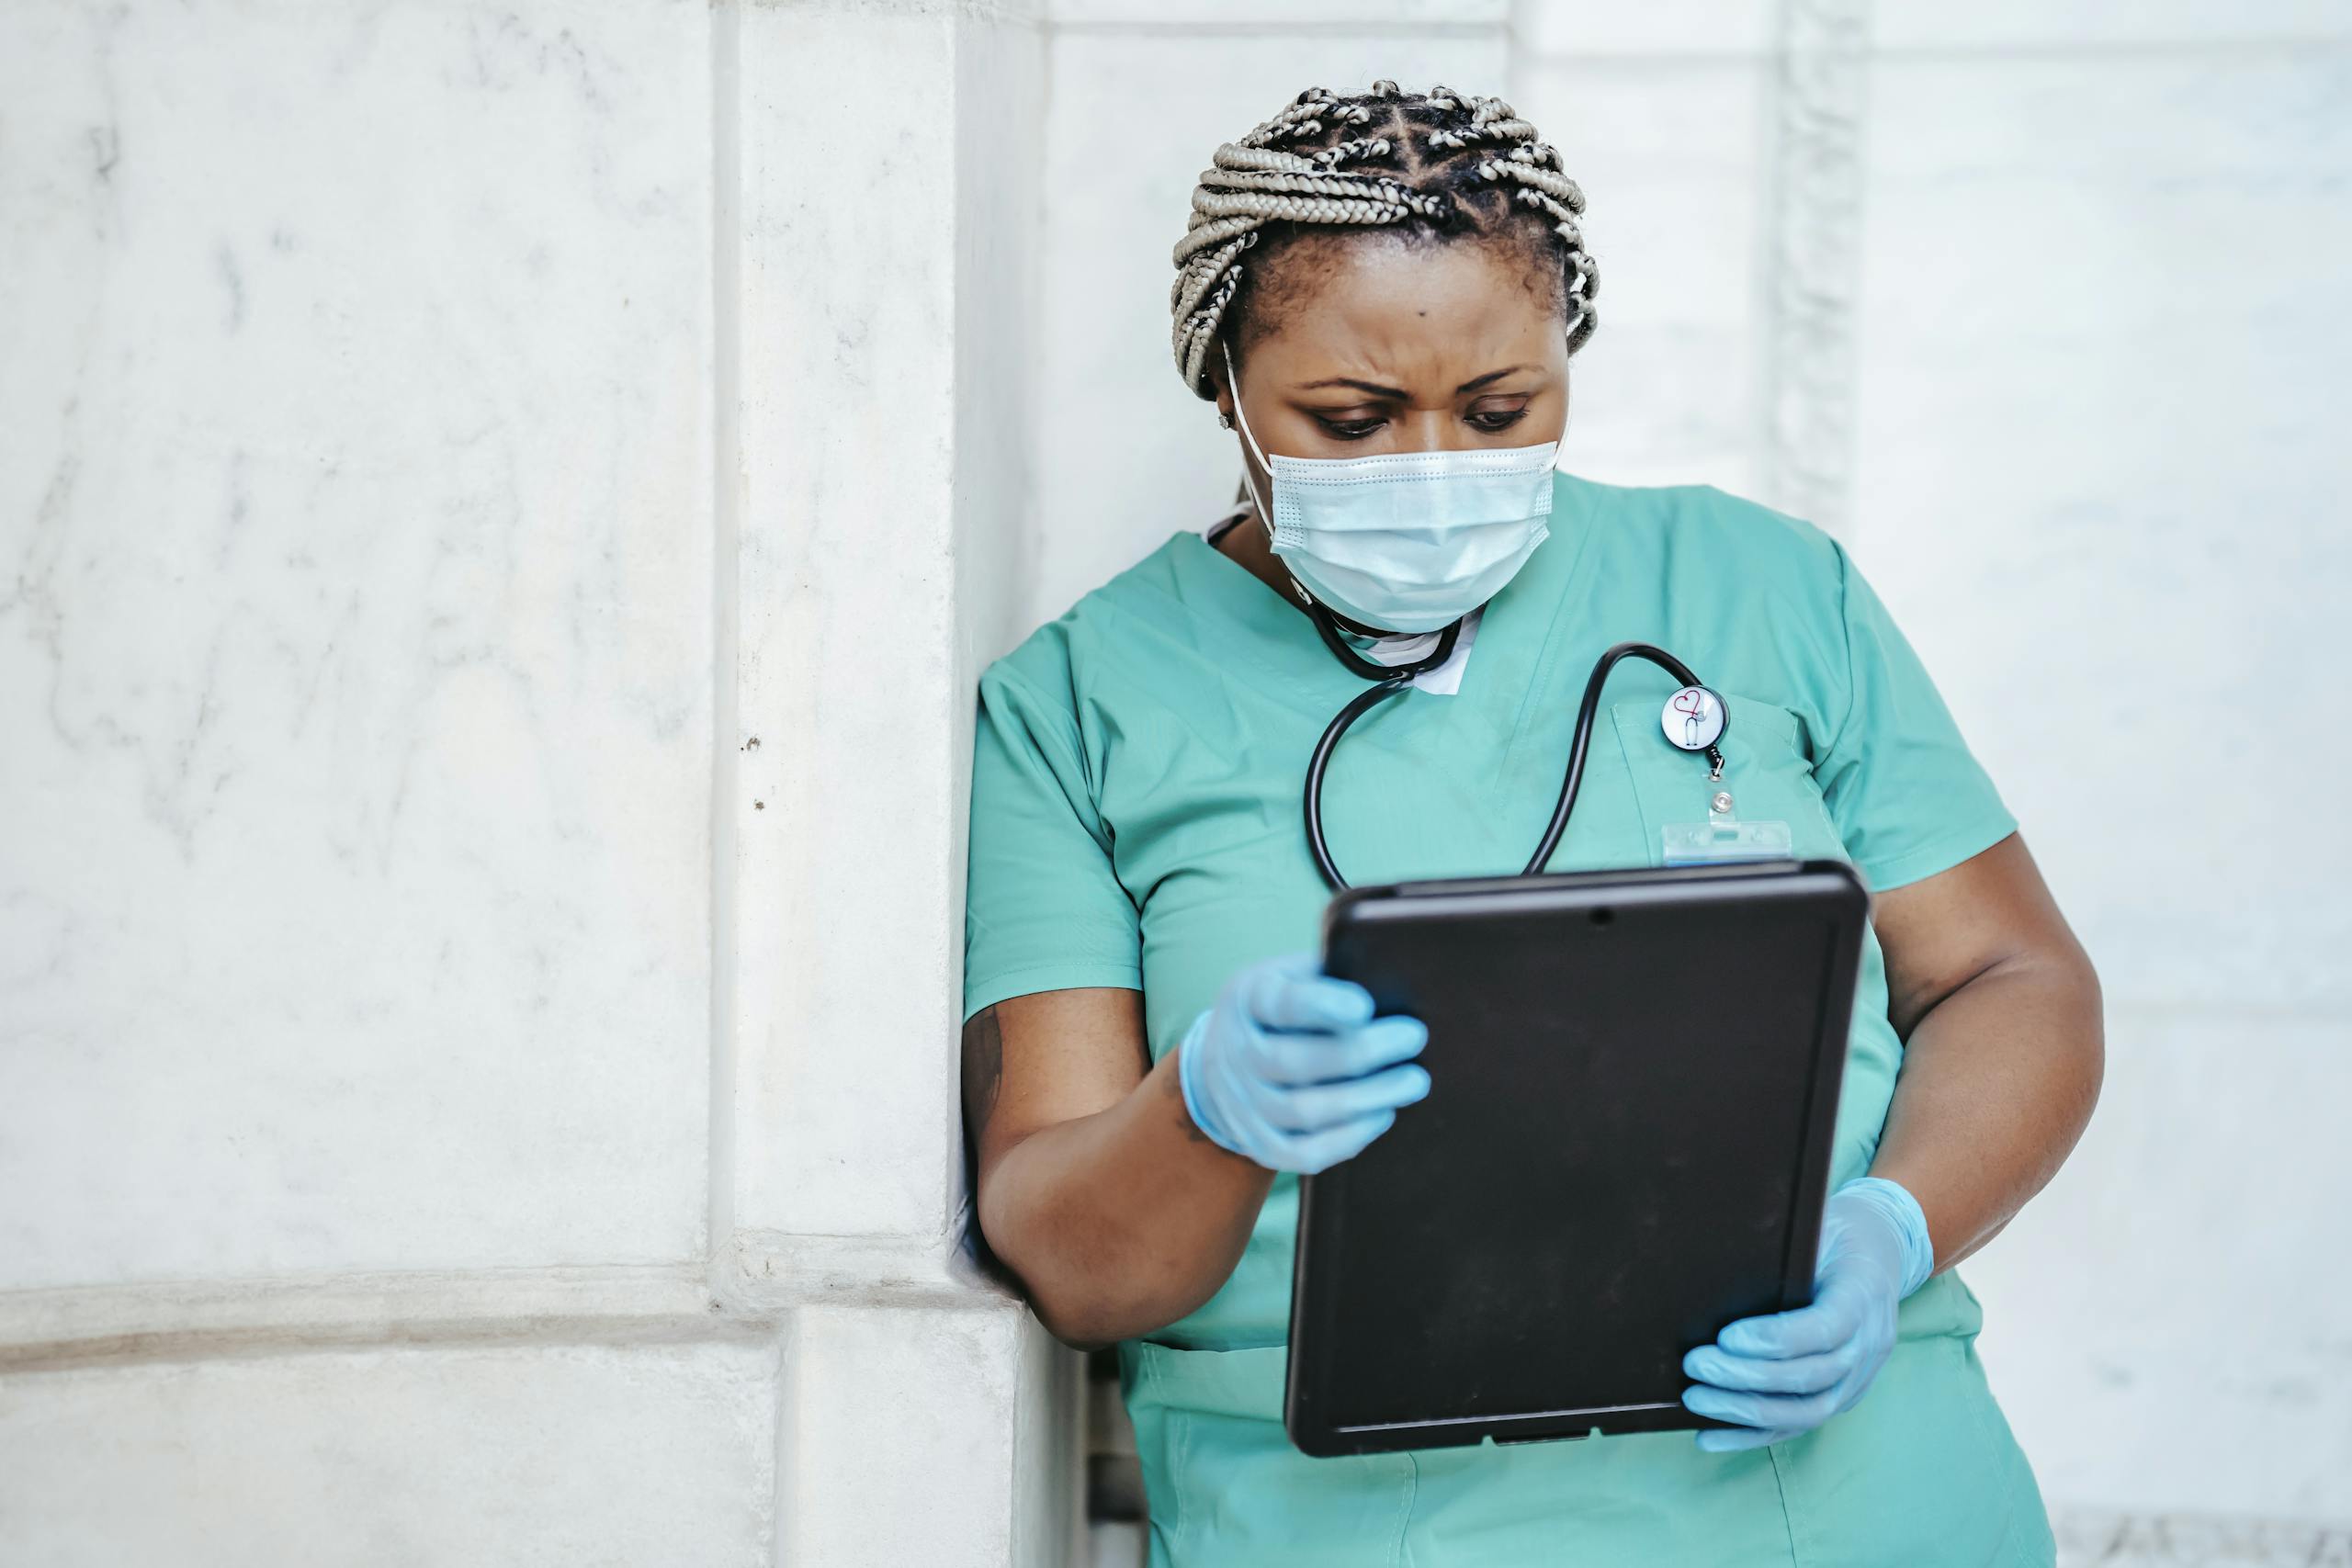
[979,1206,1214,1350]
[973,1190,1146,1350]
[1016,1273,1136,1352]
[1028,1292,1123,1354]
[2037,937,2106,1140]
[2075,948,2107,1113]
[1015,1262,1212,1352]
[997,1245,1112,1348]
[2007,931,2108,1093]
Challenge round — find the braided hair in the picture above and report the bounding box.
[1170,80,1598,400]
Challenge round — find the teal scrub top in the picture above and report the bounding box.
[962,473,2055,1568]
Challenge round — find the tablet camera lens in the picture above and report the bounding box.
[1589,907,1615,927]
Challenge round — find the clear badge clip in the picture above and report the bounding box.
[1661,774,1795,867]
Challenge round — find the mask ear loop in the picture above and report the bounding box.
[1219,337,1465,682]
[1220,339,1274,527]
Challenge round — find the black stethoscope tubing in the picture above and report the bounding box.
[1300,596,1727,891]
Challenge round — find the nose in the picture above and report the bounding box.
[1398,406,1479,452]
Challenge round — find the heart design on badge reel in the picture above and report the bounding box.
[1661,685,1728,753]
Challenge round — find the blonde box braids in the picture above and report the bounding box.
[1170,81,1598,400]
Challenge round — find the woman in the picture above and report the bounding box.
[960,82,2102,1566]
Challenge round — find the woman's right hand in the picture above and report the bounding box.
[1177,951,1431,1173]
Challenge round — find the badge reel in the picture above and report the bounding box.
[1656,686,1794,867]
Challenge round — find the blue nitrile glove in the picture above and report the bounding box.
[1680,1175,1936,1452]
[1177,951,1431,1174]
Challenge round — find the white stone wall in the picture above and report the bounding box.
[1838,7,2351,1540]
[5,0,2346,1562]
[1,1,1075,1563]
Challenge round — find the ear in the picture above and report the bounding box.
[1207,333,1243,421]
[1206,364,1234,423]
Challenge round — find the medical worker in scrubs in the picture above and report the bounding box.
[959,81,2104,1567]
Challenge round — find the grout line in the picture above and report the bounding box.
[2048,1501,2352,1562]
[0,1238,1023,1377]
[1047,18,1502,40]
[1743,5,1787,519]
[1840,31,2352,64]
[1,1311,774,1380]
[752,0,1043,20]
[1756,0,1872,539]
[707,0,745,1282]
[1335,35,2352,66]
[0,1264,724,1374]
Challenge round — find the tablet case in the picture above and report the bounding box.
[1283,860,1869,1458]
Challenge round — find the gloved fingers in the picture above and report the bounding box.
[1682,1340,1858,1396]
[1262,1063,1431,1132]
[1238,953,1374,1033]
[1693,1423,1803,1453]
[1282,1108,1398,1174]
[1823,1355,1893,1418]
[1715,1274,1871,1359]
[1679,1382,1845,1434]
[1255,1016,1428,1085]
[1715,1358,1886,1434]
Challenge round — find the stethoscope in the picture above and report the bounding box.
[1297,592,1729,891]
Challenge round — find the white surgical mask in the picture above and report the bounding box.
[1225,341,1558,635]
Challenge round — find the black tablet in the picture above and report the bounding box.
[1283,859,1869,1458]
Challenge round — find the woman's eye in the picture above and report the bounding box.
[1468,407,1531,433]
[1317,417,1387,441]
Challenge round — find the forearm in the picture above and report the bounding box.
[1869,949,2104,1272]
[979,1049,1273,1348]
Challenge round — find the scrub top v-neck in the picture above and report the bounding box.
[961,470,2055,1568]
[1202,505,1489,695]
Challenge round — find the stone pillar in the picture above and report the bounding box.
[727,0,1077,1561]
[0,0,1072,1562]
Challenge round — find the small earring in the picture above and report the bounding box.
[1217,410,1236,430]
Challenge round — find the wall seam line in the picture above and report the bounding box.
[707,0,745,1284]
[1757,0,1872,539]
[1046,18,1498,39]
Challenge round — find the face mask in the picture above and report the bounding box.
[1225,341,1559,635]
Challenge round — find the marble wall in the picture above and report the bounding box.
[1,0,1072,1562]
[1844,3,2352,1536]
[2,0,718,1298]
[3,0,2345,1561]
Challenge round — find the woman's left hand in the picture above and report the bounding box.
[1679,1176,1936,1452]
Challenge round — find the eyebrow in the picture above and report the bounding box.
[1297,366,1537,399]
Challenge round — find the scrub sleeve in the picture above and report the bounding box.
[962,475,2054,1568]
[1815,548,2018,892]
[964,659,1143,1017]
